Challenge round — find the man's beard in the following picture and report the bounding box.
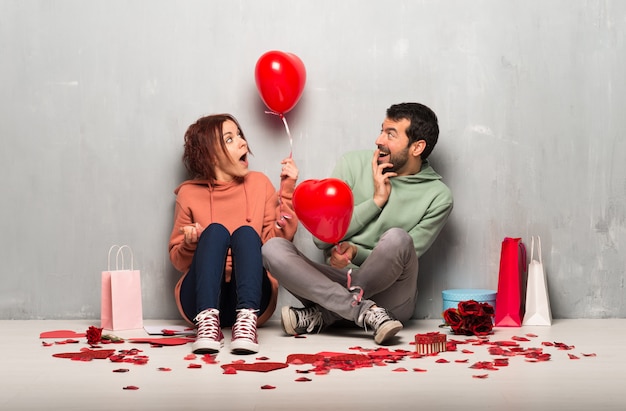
[380,146,409,174]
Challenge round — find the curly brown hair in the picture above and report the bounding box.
[182,114,251,180]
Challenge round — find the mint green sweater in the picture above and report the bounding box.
[314,149,453,266]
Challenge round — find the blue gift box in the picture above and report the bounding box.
[442,289,497,313]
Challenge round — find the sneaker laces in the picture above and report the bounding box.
[296,306,324,333]
[194,308,221,340]
[363,307,392,333]
[232,309,258,341]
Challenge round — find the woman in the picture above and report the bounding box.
[169,114,298,355]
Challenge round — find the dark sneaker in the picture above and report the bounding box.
[360,306,403,345]
[192,308,224,354]
[230,308,259,355]
[281,305,325,335]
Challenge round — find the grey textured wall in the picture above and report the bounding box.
[1,1,625,320]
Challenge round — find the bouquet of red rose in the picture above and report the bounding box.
[442,300,495,336]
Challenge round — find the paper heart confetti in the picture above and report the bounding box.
[286,353,323,364]
[53,349,116,361]
[123,386,140,390]
[40,330,86,339]
[128,337,194,346]
[220,362,289,373]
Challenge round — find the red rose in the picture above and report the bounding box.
[443,308,462,329]
[479,302,495,317]
[458,300,481,316]
[443,308,472,334]
[470,316,493,336]
[86,326,103,345]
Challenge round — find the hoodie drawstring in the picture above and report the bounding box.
[208,180,252,224]
[243,179,251,223]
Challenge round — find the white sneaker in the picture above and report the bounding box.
[230,308,259,354]
[192,308,224,354]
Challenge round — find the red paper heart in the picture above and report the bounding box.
[292,179,353,244]
[220,362,289,373]
[40,330,86,339]
[321,353,371,363]
[53,349,116,360]
[286,353,324,364]
[128,337,194,346]
[123,385,140,390]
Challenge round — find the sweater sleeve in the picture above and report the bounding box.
[407,194,453,258]
[168,199,197,273]
[261,175,298,243]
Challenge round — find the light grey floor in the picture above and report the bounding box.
[2,318,624,411]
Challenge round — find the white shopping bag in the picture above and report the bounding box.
[522,236,552,326]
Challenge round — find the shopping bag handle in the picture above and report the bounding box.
[115,245,134,271]
[530,236,542,264]
[107,245,120,271]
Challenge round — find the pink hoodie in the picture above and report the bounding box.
[168,171,297,325]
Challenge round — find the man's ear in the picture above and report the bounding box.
[411,140,426,157]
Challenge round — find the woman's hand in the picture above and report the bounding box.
[179,222,203,244]
[275,157,299,230]
[280,157,299,181]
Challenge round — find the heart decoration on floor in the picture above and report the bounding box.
[40,330,86,339]
[128,337,194,346]
[53,349,116,360]
[220,362,289,373]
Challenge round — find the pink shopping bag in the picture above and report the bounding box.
[494,237,527,327]
[101,245,143,330]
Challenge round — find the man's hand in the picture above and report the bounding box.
[372,149,397,208]
[330,242,356,268]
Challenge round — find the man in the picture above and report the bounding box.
[262,102,453,344]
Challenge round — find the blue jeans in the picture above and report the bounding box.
[179,223,270,327]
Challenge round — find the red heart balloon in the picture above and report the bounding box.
[293,178,353,244]
[255,50,306,114]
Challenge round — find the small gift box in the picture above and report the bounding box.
[415,332,447,354]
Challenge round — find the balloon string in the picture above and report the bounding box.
[266,111,294,229]
[264,110,294,158]
[335,243,360,306]
[280,114,294,159]
[345,268,363,307]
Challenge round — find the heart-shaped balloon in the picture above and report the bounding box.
[293,178,353,244]
[255,50,306,114]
